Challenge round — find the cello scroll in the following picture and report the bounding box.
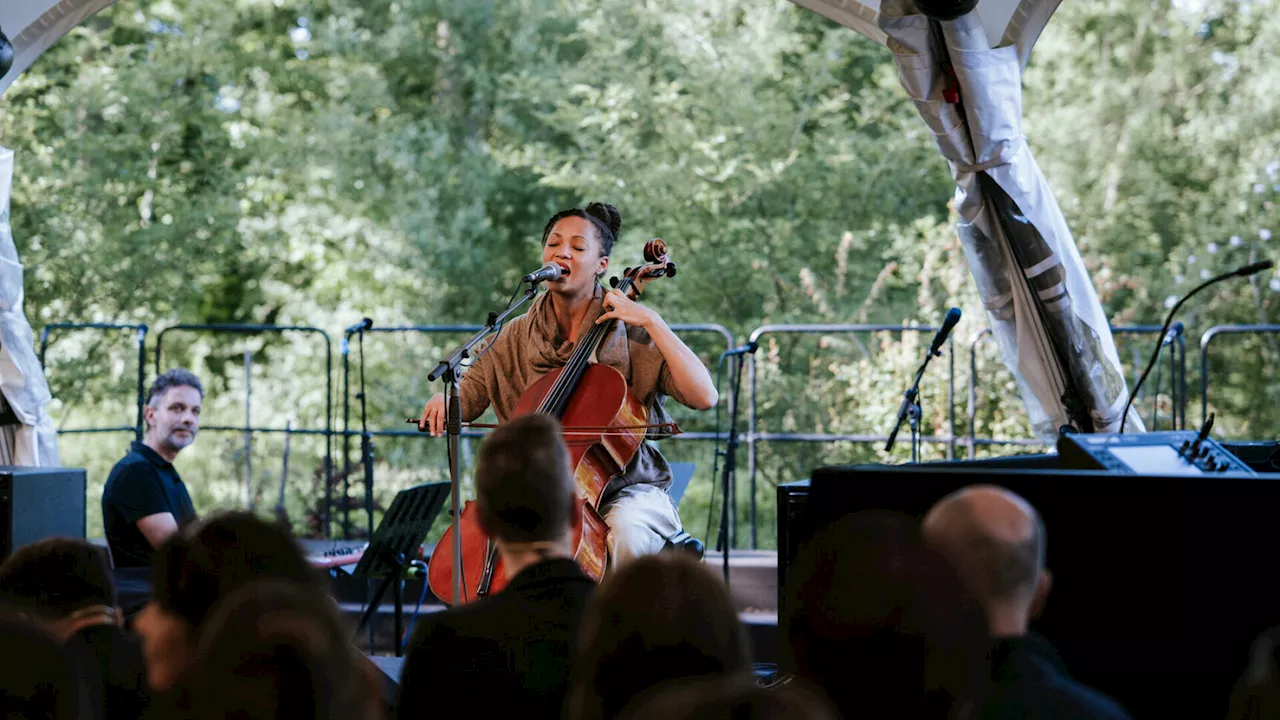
[609,238,677,300]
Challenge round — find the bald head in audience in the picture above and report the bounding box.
[922,485,1052,638]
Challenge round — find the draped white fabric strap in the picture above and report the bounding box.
[952,136,1026,174]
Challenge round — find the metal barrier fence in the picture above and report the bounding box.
[38,323,148,441]
[744,324,953,549]
[1200,324,1280,426]
[154,324,337,535]
[965,324,1188,458]
[48,317,1275,547]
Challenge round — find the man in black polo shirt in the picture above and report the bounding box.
[102,368,203,568]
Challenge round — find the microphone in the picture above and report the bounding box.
[929,308,962,356]
[1232,260,1274,278]
[522,263,565,284]
[345,318,373,335]
[1121,258,1274,433]
[721,341,758,358]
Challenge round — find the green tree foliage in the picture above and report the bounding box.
[1026,0,1280,436]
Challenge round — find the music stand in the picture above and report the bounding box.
[353,481,450,656]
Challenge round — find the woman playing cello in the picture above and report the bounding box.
[417,202,718,571]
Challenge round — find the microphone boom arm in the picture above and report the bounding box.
[428,284,539,383]
[884,345,936,456]
[886,310,960,458]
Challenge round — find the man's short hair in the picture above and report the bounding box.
[474,414,576,543]
[0,538,117,619]
[147,368,203,406]
[927,487,1045,602]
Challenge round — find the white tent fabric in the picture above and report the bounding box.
[0,0,114,466]
[0,0,117,96]
[0,147,60,466]
[789,0,1143,439]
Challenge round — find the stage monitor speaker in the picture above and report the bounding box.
[791,463,1280,720]
[776,480,809,623]
[0,467,87,562]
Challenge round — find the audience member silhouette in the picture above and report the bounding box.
[0,610,94,720]
[567,552,751,720]
[782,509,991,719]
[398,414,597,720]
[188,580,382,720]
[0,538,149,720]
[1226,625,1280,720]
[923,485,1133,720]
[136,511,325,717]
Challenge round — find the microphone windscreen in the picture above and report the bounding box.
[1235,260,1274,278]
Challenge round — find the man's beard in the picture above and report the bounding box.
[164,427,197,451]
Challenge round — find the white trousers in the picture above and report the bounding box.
[598,483,683,572]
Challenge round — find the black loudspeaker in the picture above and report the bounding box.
[0,467,87,561]
[775,480,810,622]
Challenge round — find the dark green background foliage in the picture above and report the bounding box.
[2,0,1276,545]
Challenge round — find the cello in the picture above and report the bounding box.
[426,239,680,605]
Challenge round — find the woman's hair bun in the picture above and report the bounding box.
[584,202,622,239]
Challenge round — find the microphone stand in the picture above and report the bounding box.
[274,420,292,528]
[1121,259,1273,433]
[885,345,940,464]
[716,343,755,587]
[426,283,539,604]
[358,329,374,539]
[343,322,377,652]
[343,324,376,539]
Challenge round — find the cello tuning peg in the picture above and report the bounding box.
[609,276,620,289]
[665,261,678,277]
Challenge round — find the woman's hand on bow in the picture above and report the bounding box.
[417,393,446,436]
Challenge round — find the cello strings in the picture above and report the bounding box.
[538,276,633,418]
[561,275,630,409]
[537,283,603,415]
[541,320,596,417]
